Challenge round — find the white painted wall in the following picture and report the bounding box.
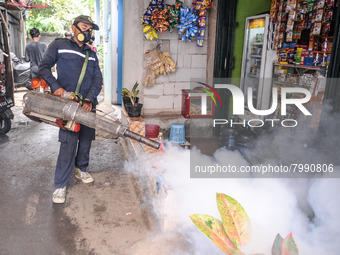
[122,0,145,102]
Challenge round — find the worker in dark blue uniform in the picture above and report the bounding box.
[39,15,102,203]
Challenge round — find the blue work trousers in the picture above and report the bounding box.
[54,124,95,188]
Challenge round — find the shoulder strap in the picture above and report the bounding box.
[75,50,89,98]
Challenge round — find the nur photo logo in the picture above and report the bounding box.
[193,82,312,128]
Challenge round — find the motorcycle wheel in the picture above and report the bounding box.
[0,115,11,135]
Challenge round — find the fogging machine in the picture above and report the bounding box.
[22,91,160,149]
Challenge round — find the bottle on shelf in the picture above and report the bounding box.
[322,38,329,52]
[251,61,258,76]
[251,45,256,55]
[255,59,261,75]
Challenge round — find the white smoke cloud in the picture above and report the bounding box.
[126,107,340,254]
[126,141,340,255]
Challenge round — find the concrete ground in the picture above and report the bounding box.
[0,90,155,255]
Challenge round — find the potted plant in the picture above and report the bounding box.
[121,82,143,117]
[121,82,139,108]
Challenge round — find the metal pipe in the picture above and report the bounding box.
[23,91,160,149]
[123,129,161,149]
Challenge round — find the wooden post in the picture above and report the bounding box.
[0,9,15,106]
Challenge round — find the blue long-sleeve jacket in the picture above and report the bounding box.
[38,38,102,104]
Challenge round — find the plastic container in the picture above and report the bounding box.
[169,123,186,144]
[145,124,160,138]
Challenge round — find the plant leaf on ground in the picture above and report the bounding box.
[190,193,299,255]
[190,214,245,255]
[272,234,284,255]
[281,233,299,255]
[216,193,252,249]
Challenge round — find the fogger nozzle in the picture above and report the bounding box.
[22,91,160,150]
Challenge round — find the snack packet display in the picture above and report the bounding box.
[151,9,170,34]
[143,49,177,87]
[143,24,158,41]
[142,0,158,25]
[141,0,213,47]
[144,49,163,70]
[193,0,210,47]
[177,6,199,42]
[167,0,183,33]
[142,0,166,40]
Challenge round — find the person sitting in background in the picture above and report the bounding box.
[25,28,48,93]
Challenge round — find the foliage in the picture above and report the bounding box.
[216,193,252,249]
[190,193,250,254]
[121,82,140,106]
[96,42,104,73]
[189,214,244,255]
[272,234,284,255]
[25,0,96,34]
[272,233,299,255]
[190,193,299,255]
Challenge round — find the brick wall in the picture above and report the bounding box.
[124,0,212,115]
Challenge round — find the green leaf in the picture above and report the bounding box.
[216,193,252,249]
[26,0,96,34]
[132,82,139,92]
[281,233,299,255]
[123,88,132,97]
[272,234,284,255]
[190,214,244,255]
[121,88,130,97]
[133,89,139,97]
[132,82,139,99]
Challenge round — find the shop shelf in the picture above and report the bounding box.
[273,81,309,89]
[251,42,263,46]
[248,74,260,78]
[273,63,327,71]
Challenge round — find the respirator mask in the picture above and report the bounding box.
[88,36,95,45]
[75,24,92,43]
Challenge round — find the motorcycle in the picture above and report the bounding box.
[10,52,31,90]
[0,107,14,135]
[0,83,14,135]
